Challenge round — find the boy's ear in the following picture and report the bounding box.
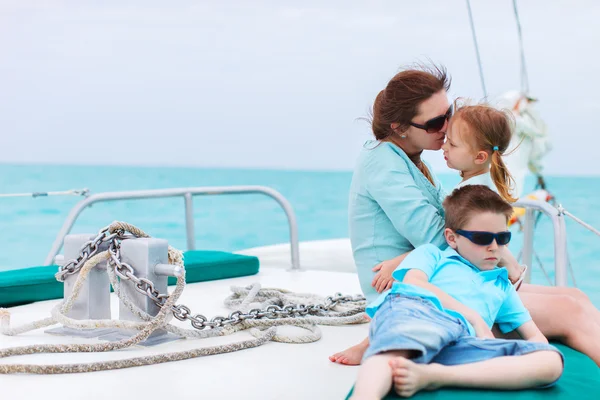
[474,150,488,165]
[445,228,458,249]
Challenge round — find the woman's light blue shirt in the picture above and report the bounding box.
[349,140,448,302]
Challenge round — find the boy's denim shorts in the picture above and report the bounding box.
[364,294,563,386]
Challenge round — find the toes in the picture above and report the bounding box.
[394,382,417,398]
[391,367,409,377]
[389,357,411,370]
[397,389,416,398]
[393,375,410,385]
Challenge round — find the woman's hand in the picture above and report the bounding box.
[371,253,410,293]
[371,259,398,293]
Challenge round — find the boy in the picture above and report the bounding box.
[350,185,563,399]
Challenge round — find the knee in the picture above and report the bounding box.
[564,287,590,303]
[539,352,564,384]
[553,294,589,337]
[556,294,585,318]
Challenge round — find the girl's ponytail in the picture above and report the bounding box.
[490,148,517,203]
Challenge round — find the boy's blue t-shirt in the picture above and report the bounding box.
[366,244,531,336]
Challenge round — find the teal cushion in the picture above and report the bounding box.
[0,251,259,307]
[346,344,600,399]
[169,250,259,285]
[0,266,64,308]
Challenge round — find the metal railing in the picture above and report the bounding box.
[44,186,300,270]
[513,198,568,286]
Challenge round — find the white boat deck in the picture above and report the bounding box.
[239,238,357,273]
[0,266,367,400]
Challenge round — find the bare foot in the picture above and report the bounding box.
[329,338,369,365]
[389,357,441,397]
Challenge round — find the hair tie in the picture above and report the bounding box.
[493,146,499,151]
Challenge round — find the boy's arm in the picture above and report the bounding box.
[495,285,537,336]
[403,269,494,339]
[515,320,549,344]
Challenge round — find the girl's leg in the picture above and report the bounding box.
[350,350,412,400]
[329,336,369,365]
[519,290,600,366]
[389,350,562,397]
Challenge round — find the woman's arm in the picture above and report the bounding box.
[366,154,447,249]
[371,251,411,293]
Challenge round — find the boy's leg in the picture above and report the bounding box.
[350,350,413,400]
[390,336,564,397]
[352,295,464,398]
[389,350,562,397]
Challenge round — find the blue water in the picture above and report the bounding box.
[1,164,599,304]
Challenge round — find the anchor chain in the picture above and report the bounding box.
[58,225,366,332]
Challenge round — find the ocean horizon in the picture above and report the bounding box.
[2,163,599,305]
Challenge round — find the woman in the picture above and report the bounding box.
[329,64,600,366]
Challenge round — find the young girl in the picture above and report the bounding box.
[442,102,517,203]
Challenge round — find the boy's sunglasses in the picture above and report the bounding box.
[455,229,512,246]
[409,104,453,133]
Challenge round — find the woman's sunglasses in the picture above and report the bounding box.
[455,229,512,246]
[410,104,453,133]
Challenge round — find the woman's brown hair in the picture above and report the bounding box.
[371,64,451,140]
[453,103,517,203]
[369,64,451,183]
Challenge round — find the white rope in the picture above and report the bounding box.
[0,188,89,198]
[563,210,600,237]
[0,222,368,374]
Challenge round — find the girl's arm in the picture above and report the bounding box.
[497,246,527,285]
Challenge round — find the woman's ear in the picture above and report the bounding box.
[474,150,489,165]
[445,228,458,249]
[390,123,407,138]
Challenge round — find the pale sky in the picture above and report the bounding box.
[1,0,599,175]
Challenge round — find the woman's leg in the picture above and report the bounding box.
[520,283,600,327]
[329,336,369,365]
[389,350,562,397]
[518,290,600,366]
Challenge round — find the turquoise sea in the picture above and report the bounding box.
[1,164,599,305]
